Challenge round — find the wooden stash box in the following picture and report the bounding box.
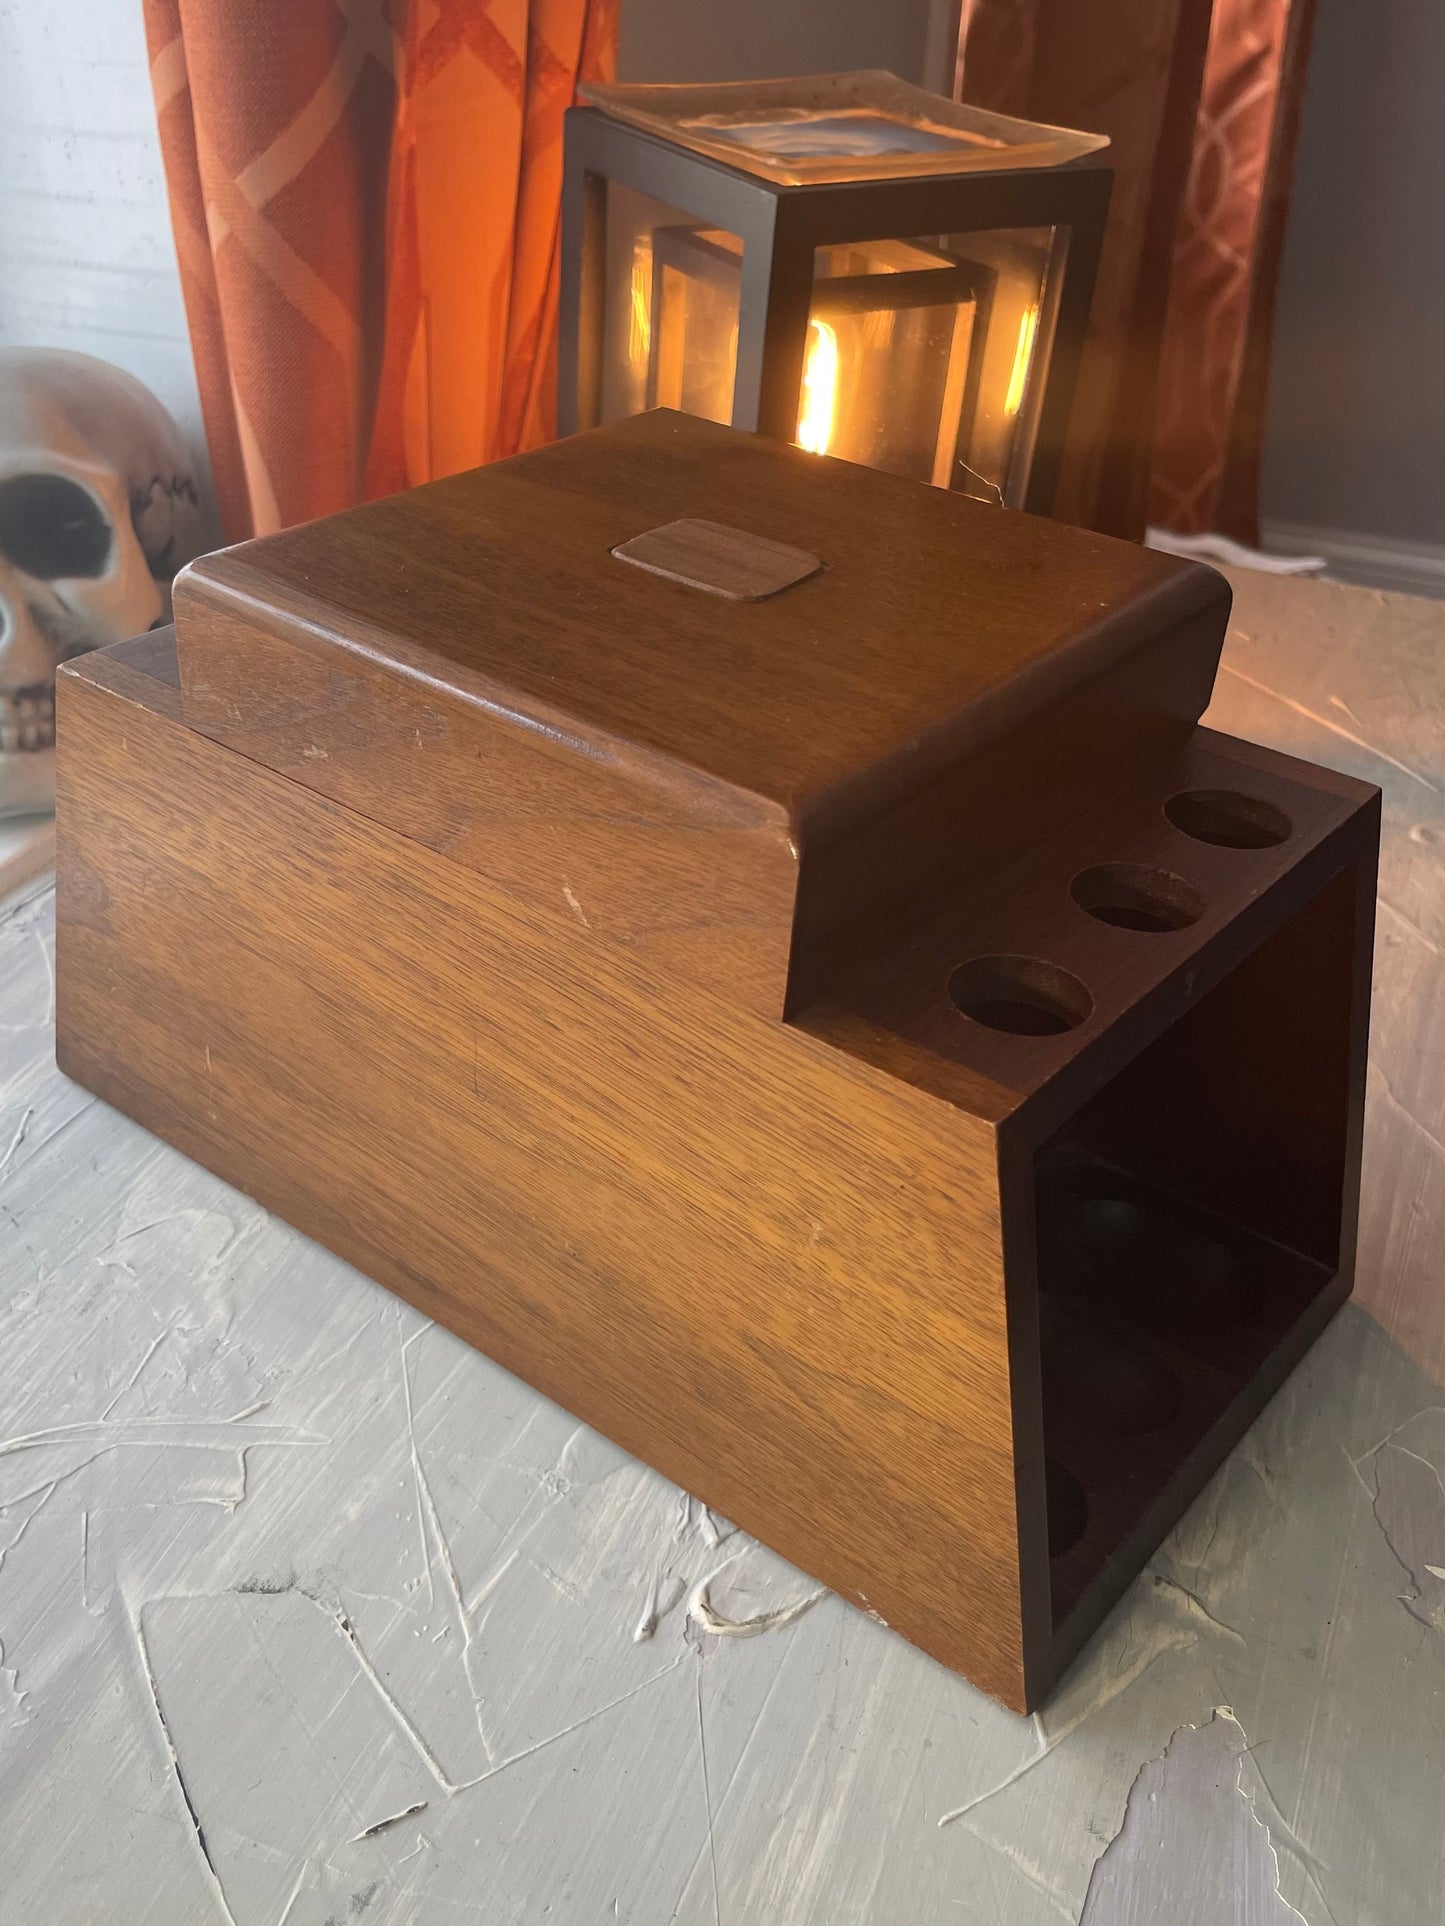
[55,412,1378,1712]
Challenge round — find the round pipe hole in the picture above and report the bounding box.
[948,955,1092,1037]
[1046,1458,1088,1557]
[1164,788,1291,849]
[1070,862,1204,933]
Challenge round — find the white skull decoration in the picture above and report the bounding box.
[0,348,209,817]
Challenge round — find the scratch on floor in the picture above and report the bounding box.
[1077,1711,1307,1924]
[455,1655,686,1793]
[633,1569,686,1643]
[696,1666,723,1926]
[395,1317,493,1760]
[0,1479,60,1583]
[0,1104,35,1180]
[1378,895,1445,960]
[1149,1571,1247,1645]
[100,1329,171,1420]
[133,1607,240,1926]
[938,1569,1236,1827]
[562,884,590,929]
[222,1576,462,1795]
[325,1595,459,1793]
[4,1098,99,1173]
[1350,1404,1445,1471]
[698,1507,734,1551]
[961,1828,1074,1925]
[350,1801,428,1842]
[687,1554,827,1640]
[1371,1441,1445,1628]
[1219,661,1440,793]
[396,1311,437,1613]
[0,1634,30,1728]
[1371,1068,1445,1168]
[0,1417,325,1461]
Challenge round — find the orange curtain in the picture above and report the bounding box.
[956,0,1215,539]
[1149,0,1319,537]
[956,0,1315,543]
[144,0,618,542]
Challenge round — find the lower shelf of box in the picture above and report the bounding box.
[1034,1150,1337,1624]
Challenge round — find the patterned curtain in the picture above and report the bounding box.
[956,0,1315,543]
[144,0,617,541]
[1149,0,1320,537]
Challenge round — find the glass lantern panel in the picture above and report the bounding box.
[599,184,743,431]
[801,227,1063,506]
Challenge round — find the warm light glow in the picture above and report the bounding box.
[1004,304,1040,417]
[628,239,652,367]
[796,318,839,456]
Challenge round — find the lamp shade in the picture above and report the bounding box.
[559,73,1112,515]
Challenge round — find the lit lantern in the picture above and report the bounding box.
[559,73,1111,512]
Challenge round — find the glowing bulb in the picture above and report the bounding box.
[796,318,839,456]
[628,240,651,367]
[1004,304,1040,417]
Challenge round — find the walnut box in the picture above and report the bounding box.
[55,411,1379,1710]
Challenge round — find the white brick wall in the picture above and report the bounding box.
[0,0,206,473]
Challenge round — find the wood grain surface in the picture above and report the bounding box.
[57,620,1380,1709]
[57,638,1034,1707]
[173,410,1229,1022]
[54,422,1378,1711]
[9,565,1442,1924]
[173,410,1228,848]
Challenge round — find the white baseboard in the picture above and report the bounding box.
[1260,518,1445,599]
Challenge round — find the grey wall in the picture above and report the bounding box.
[1261,0,1445,553]
[617,0,945,88]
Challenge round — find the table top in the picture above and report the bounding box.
[2,566,1443,1926]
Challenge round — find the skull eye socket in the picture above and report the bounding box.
[0,473,113,581]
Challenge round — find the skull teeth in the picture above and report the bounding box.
[0,685,57,754]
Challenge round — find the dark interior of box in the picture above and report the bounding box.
[1034,866,1359,1624]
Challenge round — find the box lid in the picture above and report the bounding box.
[176,410,1226,849]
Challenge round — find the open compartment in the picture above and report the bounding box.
[1033,863,1362,1623]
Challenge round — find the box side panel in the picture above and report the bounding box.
[1007,827,1378,1694]
[56,647,1030,1709]
[175,597,799,1020]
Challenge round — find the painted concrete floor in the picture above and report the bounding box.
[2,569,1443,1924]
